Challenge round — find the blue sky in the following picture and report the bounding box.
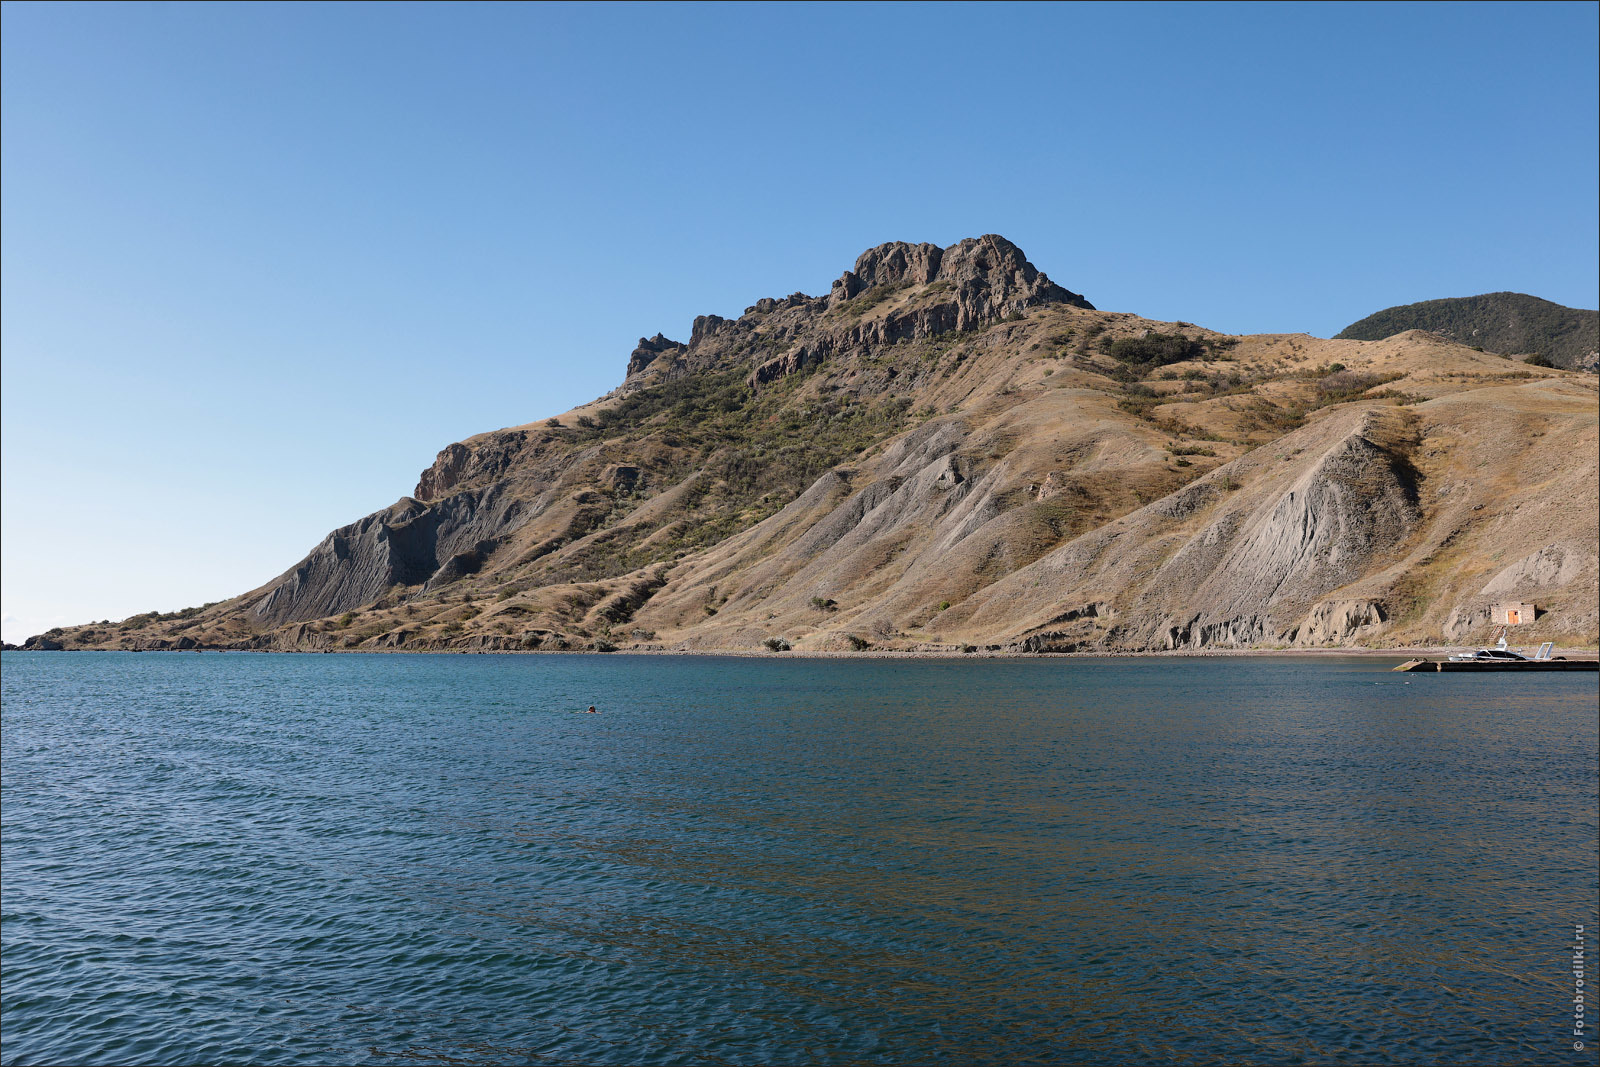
[3,1,1597,643]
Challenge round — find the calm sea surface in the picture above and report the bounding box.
[2,652,1595,1066]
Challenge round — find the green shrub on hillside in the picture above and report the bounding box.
[1109,333,1206,367]
[543,365,918,583]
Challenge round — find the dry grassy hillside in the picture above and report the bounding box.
[25,238,1599,654]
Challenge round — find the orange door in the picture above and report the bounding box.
[1508,609,1521,624]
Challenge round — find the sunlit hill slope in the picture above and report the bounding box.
[25,236,1599,653]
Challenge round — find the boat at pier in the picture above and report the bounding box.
[1394,633,1597,672]
[1446,630,1540,663]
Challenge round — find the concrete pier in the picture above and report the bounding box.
[1392,658,1599,672]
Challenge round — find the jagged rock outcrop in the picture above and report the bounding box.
[415,429,559,501]
[416,443,471,502]
[828,236,1091,322]
[626,333,687,378]
[623,236,1096,391]
[754,246,1074,386]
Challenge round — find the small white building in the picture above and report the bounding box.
[1497,602,1537,625]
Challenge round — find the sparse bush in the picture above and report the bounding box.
[546,418,562,427]
[1236,400,1306,435]
[1367,389,1428,405]
[1524,353,1555,368]
[575,414,597,429]
[1108,332,1205,368]
[1116,386,1165,418]
[1315,370,1403,404]
[810,596,837,612]
[845,634,870,651]
[763,636,791,652]
[1075,324,1104,356]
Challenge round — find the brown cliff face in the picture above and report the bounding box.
[36,237,1599,654]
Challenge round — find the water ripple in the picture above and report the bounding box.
[2,652,1595,1065]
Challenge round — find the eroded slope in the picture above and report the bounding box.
[28,238,1599,654]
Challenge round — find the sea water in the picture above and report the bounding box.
[2,652,1595,1065]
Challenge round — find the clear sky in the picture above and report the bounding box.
[3,1,1597,644]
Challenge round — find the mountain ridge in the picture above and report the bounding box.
[21,237,1599,653]
[1335,292,1598,372]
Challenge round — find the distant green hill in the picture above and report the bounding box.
[1335,292,1597,371]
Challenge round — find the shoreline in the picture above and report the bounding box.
[8,645,1598,661]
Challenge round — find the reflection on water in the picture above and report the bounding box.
[2,653,1595,1065]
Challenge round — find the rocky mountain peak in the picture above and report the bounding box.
[627,333,686,377]
[828,235,1093,316]
[616,237,1097,390]
[614,236,1094,394]
[848,241,945,289]
[940,235,1068,299]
